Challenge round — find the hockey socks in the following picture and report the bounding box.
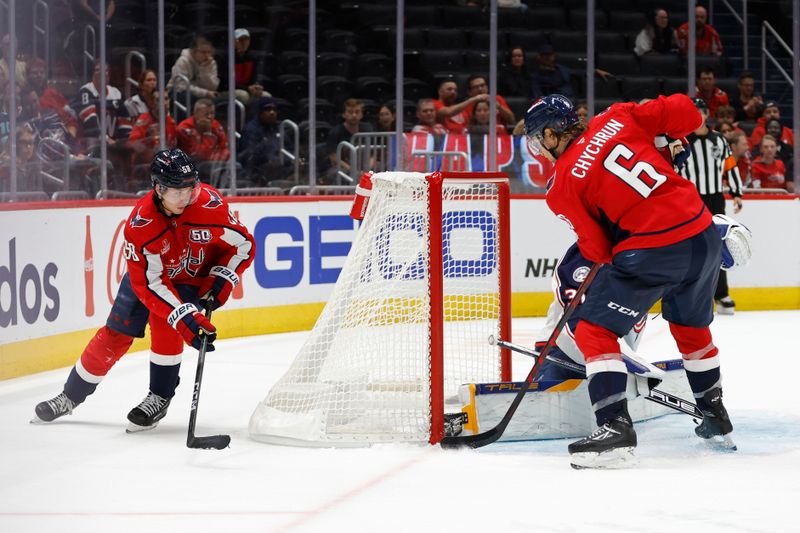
[669,323,721,405]
[63,326,134,404]
[575,321,630,426]
[148,353,182,399]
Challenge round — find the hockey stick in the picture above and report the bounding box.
[187,300,231,450]
[440,262,602,449]
[491,337,703,419]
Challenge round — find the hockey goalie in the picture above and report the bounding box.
[451,204,753,445]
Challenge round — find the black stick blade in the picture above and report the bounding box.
[187,434,231,450]
[440,428,502,449]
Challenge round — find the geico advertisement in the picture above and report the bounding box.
[1,197,796,344]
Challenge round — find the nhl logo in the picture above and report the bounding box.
[573,266,590,283]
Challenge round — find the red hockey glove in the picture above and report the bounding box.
[168,303,217,351]
[199,265,240,310]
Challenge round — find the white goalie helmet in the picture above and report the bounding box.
[713,214,753,270]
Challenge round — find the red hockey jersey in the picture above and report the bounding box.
[546,94,712,264]
[122,184,255,321]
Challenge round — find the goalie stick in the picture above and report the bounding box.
[490,337,703,419]
[440,262,601,449]
[187,300,231,450]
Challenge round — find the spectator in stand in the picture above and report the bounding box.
[730,71,764,122]
[750,101,794,148]
[714,104,737,127]
[695,67,728,119]
[677,5,723,56]
[412,98,447,135]
[466,74,515,127]
[531,43,575,99]
[20,84,108,193]
[717,121,735,140]
[128,91,178,171]
[376,104,396,132]
[499,46,534,98]
[20,85,77,151]
[177,98,229,182]
[124,69,157,120]
[433,79,485,135]
[0,34,27,87]
[73,60,132,146]
[218,28,265,107]
[326,98,373,179]
[167,36,219,113]
[238,96,292,185]
[575,100,589,128]
[728,131,752,187]
[27,57,79,138]
[0,124,39,192]
[467,100,506,135]
[751,135,793,192]
[755,118,794,177]
[634,7,678,56]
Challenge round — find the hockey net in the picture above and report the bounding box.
[249,171,511,446]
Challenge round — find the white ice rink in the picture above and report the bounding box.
[1,311,799,533]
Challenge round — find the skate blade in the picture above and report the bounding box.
[126,421,159,434]
[715,307,735,316]
[570,447,638,470]
[29,415,48,424]
[702,433,737,452]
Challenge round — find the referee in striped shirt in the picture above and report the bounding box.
[680,98,744,314]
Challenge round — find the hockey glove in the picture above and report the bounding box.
[713,214,753,270]
[168,303,217,351]
[199,265,240,309]
[669,136,692,170]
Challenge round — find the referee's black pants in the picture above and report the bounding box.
[700,193,729,300]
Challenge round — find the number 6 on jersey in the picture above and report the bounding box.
[603,144,668,198]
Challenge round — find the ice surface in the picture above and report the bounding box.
[1,311,799,532]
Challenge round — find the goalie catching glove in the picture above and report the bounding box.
[168,303,217,351]
[713,214,753,270]
[199,265,240,309]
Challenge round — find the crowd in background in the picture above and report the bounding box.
[0,0,795,198]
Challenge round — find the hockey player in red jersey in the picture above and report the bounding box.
[525,94,734,468]
[33,148,255,432]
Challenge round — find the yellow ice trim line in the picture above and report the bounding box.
[545,379,584,392]
[0,302,327,381]
[461,384,479,435]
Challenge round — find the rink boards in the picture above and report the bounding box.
[1,195,798,379]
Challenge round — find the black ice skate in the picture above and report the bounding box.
[32,392,77,423]
[569,414,638,469]
[126,392,171,433]
[715,296,735,315]
[695,388,736,450]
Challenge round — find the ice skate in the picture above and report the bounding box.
[695,388,736,450]
[569,415,638,469]
[715,296,735,315]
[126,392,171,433]
[32,392,77,423]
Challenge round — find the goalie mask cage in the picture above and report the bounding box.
[249,171,511,446]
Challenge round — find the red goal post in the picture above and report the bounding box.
[427,171,512,443]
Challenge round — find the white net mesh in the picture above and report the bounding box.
[249,172,507,446]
